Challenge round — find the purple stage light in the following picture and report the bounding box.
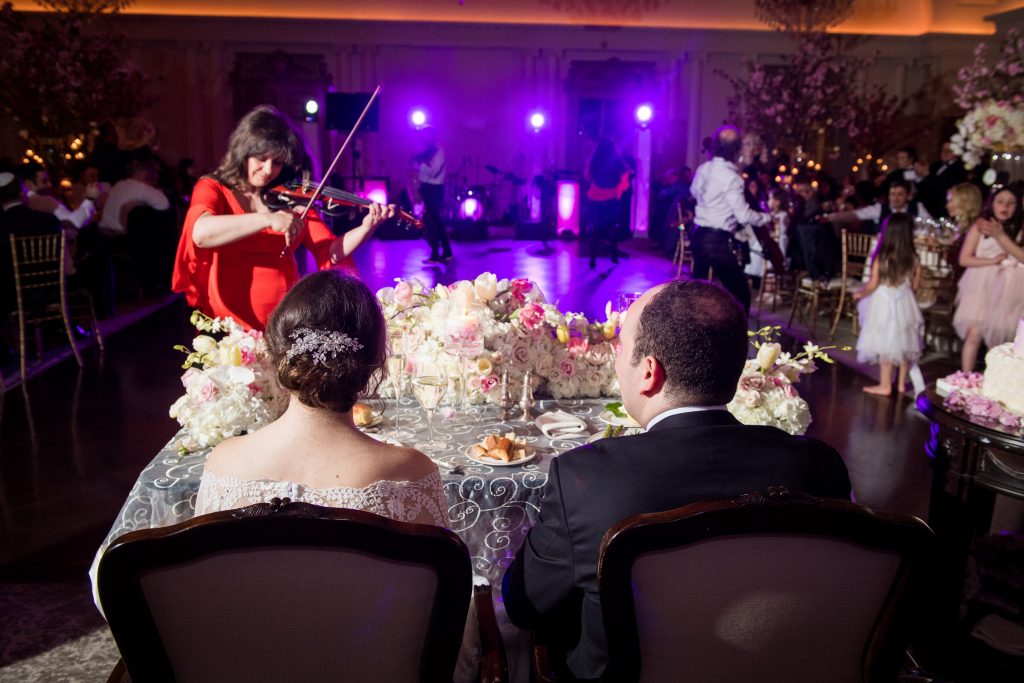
[460,196,483,221]
[356,179,389,206]
[529,112,546,131]
[556,180,580,234]
[635,103,653,126]
[410,109,427,128]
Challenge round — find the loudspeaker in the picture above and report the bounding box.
[326,92,380,131]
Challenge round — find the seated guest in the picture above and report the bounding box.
[16,162,98,230]
[194,269,445,526]
[826,178,932,233]
[502,279,851,681]
[0,171,62,317]
[98,159,170,237]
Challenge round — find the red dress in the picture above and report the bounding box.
[172,177,358,331]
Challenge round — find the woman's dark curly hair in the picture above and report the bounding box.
[210,105,311,191]
[265,270,386,413]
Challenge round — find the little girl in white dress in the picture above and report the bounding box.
[854,213,923,395]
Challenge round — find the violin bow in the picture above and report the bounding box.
[280,84,383,257]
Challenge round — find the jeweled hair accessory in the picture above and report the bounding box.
[286,327,363,365]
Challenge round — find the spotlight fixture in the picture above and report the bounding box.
[529,111,546,132]
[410,109,427,129]
[634,103,653,126]
[304,99,318,123]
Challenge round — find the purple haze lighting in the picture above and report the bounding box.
[556,180,580,234]
[410,109,427,128]
[635,103,653,125]
[460,196,482,220]
[356,179,388,206]
[529,112,546,131]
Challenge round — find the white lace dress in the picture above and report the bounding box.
[194,470,448,527]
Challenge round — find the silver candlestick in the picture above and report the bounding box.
[519,371,534,421]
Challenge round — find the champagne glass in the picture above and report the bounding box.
[411,356,448,453]
[386,353,407,401]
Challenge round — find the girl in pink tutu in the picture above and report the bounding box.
[854,214,923,395]
[953,187,1023,372]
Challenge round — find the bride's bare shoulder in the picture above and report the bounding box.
[374,442,439,482]
[203,432,261,476]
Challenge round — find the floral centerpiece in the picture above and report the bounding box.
[377,273,621,402]
[950,28,1024,169]
[727,326,837,435]
[169,311,287,453]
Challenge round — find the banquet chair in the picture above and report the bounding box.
[99,500,507,683]
[827,229,876,340]
[9,233,103,382]
[670,201,693,278]
[598,488,935,683]
[916,243,958,355]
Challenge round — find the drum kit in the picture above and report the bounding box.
[450,163,526,224]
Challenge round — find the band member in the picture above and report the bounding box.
[415,126,451,262]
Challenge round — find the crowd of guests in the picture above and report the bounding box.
[649,126,1024,391]
[0,126,192,333]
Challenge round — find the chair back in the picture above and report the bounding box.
[10,233,65,311]
[598,489,934,683]
[841,229,875,283]
[99,500,472,683]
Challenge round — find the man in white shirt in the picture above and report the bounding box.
[99,160,170,236]
[825,178,931,233]
[17,163,97,230]
[690,125,772,313]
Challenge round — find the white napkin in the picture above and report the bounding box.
[970,613,1024,656]
[536,410,588,439]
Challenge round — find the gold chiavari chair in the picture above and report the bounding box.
[828,229,876,340]
[9,233,103,382]
[787,229,869,340]
[916,241,959,355]
[670,201,693,278]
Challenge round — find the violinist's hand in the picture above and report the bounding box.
[361,202,397,232]
[267,210,304,247]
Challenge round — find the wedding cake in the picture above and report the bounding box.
[981,319,1024,414]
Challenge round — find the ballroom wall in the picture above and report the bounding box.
[0,12,994,187]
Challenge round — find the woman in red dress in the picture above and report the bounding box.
[172,105,394,330]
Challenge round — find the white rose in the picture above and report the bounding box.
[755,343,781,372]
[193,335,218,355]
[473,272,498,301]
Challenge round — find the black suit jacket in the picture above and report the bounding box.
[502,410,851,680]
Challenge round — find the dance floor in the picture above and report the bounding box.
[0,232,1017,680]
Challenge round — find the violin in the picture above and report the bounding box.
[262,179,424,230]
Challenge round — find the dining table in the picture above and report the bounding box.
[92,396,621,682]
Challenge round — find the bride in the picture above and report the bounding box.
[194,269,445,525]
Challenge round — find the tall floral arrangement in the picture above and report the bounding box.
[950,29,1024,169]
[169,312,287,453]
[0,1,151,169]
[377,273,621,402]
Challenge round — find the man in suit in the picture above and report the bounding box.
[502,279,851,681]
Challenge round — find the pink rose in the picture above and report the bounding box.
[559,358,576,378]
[395,281,414,308]
[510,278,534,303]
[240,348,257,366]
[944,390,967,410]
[566,337,589,356]
[740,374,766,392]
[199,382,217,402]
[784,383,799,398]
[519,303,545,330]
[512,343,531,365]
[480,373,499,393]
[998,412,1021,430]
[966,394,1002,420]
[248,329,262,340]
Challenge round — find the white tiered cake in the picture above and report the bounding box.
[982,319,1024,414]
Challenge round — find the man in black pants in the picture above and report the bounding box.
[689,125,771,313]
[414,126,451,263]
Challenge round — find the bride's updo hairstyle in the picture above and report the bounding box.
[266,270,386,413]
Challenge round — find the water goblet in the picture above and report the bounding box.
[411,356,448,453]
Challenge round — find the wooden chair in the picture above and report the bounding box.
[828,229,877,340]
[9,233,102,382]
[99,500,507,683]
[787,229,866,340]
[670,201,693,278]
[916,242,959,356]
[598,488,935,683]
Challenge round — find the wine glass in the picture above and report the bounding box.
[443,303,485,415]
[386,353,407,401]
[411,355,448,453]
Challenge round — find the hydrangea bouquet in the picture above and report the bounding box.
[377,273,621,402]
[169,311,287,453]
[726,326,837,435]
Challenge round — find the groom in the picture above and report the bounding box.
[502,279,851,681]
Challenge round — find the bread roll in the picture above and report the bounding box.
[486,448,511,462]
[470,444,488,458]
[484,434,500,449]
[352,403,374,427]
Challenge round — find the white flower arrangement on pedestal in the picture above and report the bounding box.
[950,99,1024,169]
[726,327,838,435]
[377,273,621,403]
[169,311,287,453]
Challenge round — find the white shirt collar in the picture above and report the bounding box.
[645,405,729,430]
